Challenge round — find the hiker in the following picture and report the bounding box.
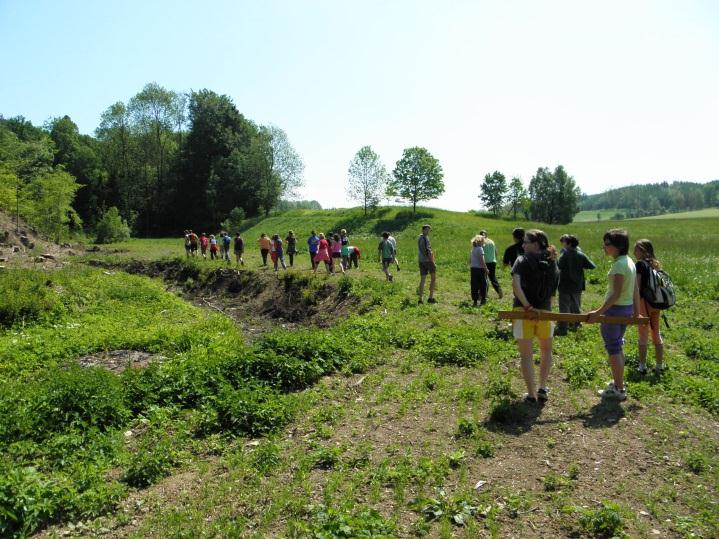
[200,233,209,259]
[285,230,298,267]
[387,233,400,271]
[588,229,641,401]
[555,234,596,335]
[233,233,244,266]
[347,246,361,268]
[183,230,191,257]
[307,230,320,269]
[313,233,332,275]
[378,231,395,281]
[340,233,351,270]
[634,239,665,374]
[417,224,437,304]
[189,230,199,257]
[479,230,502,298]
[271,234,287,271]
[330,233,345,274]
[209,234,218,260]
[503,228,525,268]
[511,229,559,403]
[469,234,488,306]
[221,232,231,263]
[258,233,271,266]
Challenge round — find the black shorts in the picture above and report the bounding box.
[419,261,436,275]
[331,252,341,258]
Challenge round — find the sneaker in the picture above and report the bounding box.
[388,275,393,282]
[497,290,504,299]
[521,393,537,404]
[654,364,665,374]
[637,365,648,376]
[427,297,438,304]
[598,382,626,401]
[537,387,549,402]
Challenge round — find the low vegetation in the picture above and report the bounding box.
[1,207,717,538]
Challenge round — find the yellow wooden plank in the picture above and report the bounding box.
[497,310,649,325]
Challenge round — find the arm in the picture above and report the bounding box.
[512,274,534,311]
[583,253,596,270]
[587,274,624,322]
[479,251,487,270]
[633,275,641,318]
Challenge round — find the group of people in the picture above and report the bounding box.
[183,230,244,265]
[507,227,665,405]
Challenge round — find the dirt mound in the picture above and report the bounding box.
[94,260,358,337]
[0,209,81,267]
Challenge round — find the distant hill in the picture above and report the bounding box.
[581,180,718,219]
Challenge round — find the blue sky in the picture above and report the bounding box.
[1,0,717,211]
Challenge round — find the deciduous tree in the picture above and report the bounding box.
[479,170,507,216]
[507,176,528,220]
[528,165,580,224]
[347,145,388,215]
[389,147,444,214]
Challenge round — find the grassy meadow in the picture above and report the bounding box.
[2,207,718,538]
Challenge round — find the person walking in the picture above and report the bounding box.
[470,235,488,306]
[221,232,231,264]
[556,234,596,335]
[233,233,245,266]
[313,233,332,275]
[387,233,400,271]
[418,224,437,304]
[200,233,209,259]
[378,231,396,281]
[271,234,287,271]
[503,228,525,268]
[634,239,665,375]
[511,229,559,403]
[307,230,320,269]
[588,229,641,401]
[209,234,218,260]
[330,233,345,274]
[479,230,502,298]
[285,231,298,267]
[258,233,271,266]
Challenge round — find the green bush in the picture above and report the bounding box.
[214,384,294,437]
[578,502,625,538]
[288,504,395,538]
[94,206,131,244]
[122,430,177,488]
[0,270,61,327]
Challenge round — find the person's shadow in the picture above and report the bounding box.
[483,398,545,435]
[573,400,641,429]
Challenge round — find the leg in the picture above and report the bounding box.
[470,268,480,304]
[538,337,553,390]
[557,291,571,335]
[419,273,427,301]
[487,263,503,297]
[428,271,436,300]
[518,338,536,399]
[479,268,488,304]
[608,352,625,391]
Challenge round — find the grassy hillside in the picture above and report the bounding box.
[629,207,719,220]
[3,207,718,538]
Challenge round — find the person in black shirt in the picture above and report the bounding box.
[503,228,525,268]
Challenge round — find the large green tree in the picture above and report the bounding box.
[528,165,580,224]
[389,147,444,214]
[479,170,507,216]
[347,145,388,215]
[507,176,528,220]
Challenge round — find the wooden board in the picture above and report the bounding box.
[497,310,649,325]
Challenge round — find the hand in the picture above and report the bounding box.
[587,310,600,323]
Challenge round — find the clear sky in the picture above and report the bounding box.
[1,0,717,211]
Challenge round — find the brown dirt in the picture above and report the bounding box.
[77,350,165,374]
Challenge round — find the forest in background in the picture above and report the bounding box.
[0,83,305,239]
[580,180,719,219]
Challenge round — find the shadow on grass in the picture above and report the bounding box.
[371,210,435,235]
[483,398,545,435]
[572,400,642,429]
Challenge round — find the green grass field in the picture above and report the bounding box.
[3,206,718,538]
[629,207,719,220]
[572,209,628,222]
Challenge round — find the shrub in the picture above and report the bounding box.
[578,502,625,538]
[122,430,176,488]
[214,384,294,437]
[288,504,395,538]
[0,270,61,327]
[94,207,131,244]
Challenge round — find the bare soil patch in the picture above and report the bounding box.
[77,350,165,374]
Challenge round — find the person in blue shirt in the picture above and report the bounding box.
[307,230,320,269]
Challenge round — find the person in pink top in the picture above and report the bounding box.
[313,233,332,275]
[200,233,209,259]
[330,233,345,274]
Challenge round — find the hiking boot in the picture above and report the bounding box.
[537,387,549,402]
[521,393,537,404]
[654,364,665,375]
[598,382,626,401]
[427,297,438,304]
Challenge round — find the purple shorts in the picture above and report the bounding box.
[600,304,634,355]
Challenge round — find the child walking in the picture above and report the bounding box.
[511,229,559,403]
[313,233,332,275]
[378,232,396,281]
[634,239,665,374]
[588,229,641,401]
[271,234,287,271]
[469,235,488,306]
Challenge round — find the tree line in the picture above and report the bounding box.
[580,180,719,217]
[0,83,304,239]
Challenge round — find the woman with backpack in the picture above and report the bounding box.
[634,239,665,374]
[511,229,559,403]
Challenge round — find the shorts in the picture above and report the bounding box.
[382,258,393,270]
[419,261,436,276]
[513,309,554,340]
[331,252,341,259]
[600,304,634,354]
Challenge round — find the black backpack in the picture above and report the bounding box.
[641,266,676,310]
[523,255,558,307]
